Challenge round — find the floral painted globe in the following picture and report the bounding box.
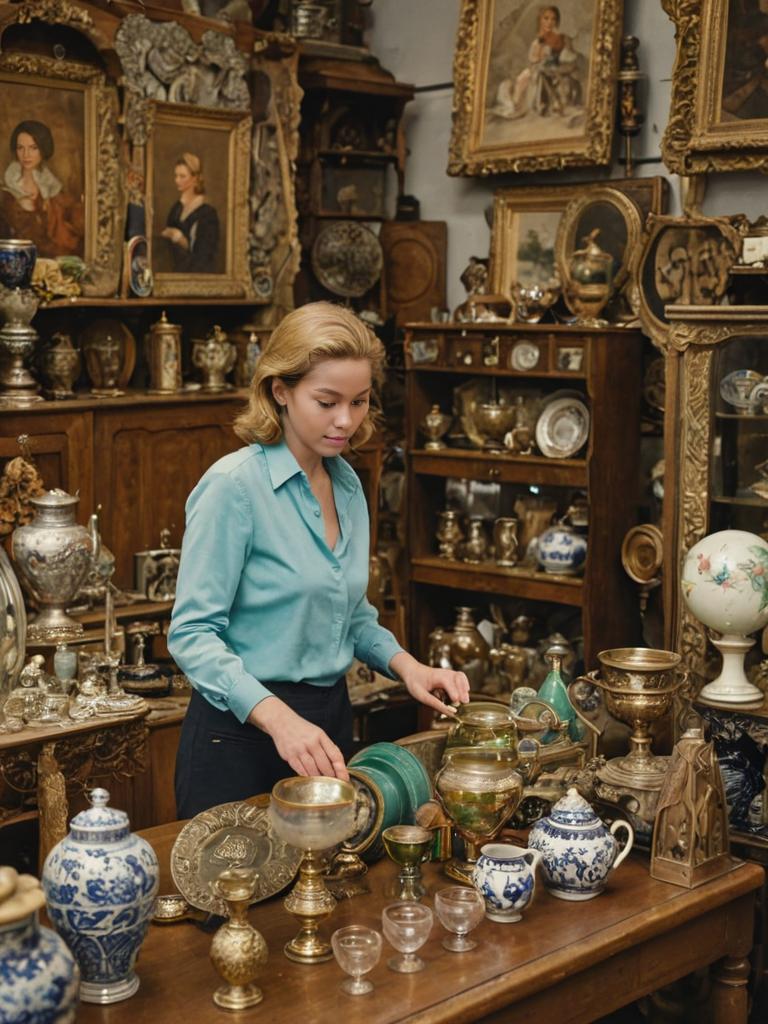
[681,529,768,635]
[681,529,768,705]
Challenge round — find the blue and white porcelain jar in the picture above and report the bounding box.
[472,843,542,923]
[536,524,587,576]
[0,866,79,1023]
[527,788,633,901]
[42,788,159,1004]
[0,239,37,290]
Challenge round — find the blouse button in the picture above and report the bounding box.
[314,510,321,517]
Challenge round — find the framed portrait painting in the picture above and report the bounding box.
[448,0,623,175]
[146,103,252,298]
[489,176,668,297]
[0,54,123,297]
[663,0,768,173]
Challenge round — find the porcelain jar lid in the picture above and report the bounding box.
[547,787,601,828]
[70,788,130,843]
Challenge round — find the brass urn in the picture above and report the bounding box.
[209,868,268,1010]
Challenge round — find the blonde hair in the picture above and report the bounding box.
[175,152,205,194]
[233,302,385,448]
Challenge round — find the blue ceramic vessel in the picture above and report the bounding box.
[0,239,37,290]
[472,842,542,922]
[42,789,159,1004]
[0,870,79,1024]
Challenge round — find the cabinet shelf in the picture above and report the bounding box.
[38,297,266,309]
[0,387,248,415]
[711,494,768,508]
[715,411,768,422]
[407,364,586,380]
[410,449,587,488]
[410,556,583,606]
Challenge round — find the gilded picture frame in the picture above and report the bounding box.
[448,0,624,176]
[146,102,252,298]
[0,53,123,298]
[489,176,667,298]
[663,0,768,173]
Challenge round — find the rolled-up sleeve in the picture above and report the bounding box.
[167,470,272,722]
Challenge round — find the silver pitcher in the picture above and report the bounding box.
[192,325,236,392]
[12,489,93,642]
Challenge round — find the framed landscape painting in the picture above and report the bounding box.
[448,0,623,175]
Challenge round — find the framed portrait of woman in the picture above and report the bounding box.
[0,54,123,297]
[448,0,623,175]
[663,0,768,173]
[146,103,252,298]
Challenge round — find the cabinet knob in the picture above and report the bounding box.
[488,467,501,479]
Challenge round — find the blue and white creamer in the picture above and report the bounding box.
[472,843,542,923]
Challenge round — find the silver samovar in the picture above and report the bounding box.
[12,490,93,642]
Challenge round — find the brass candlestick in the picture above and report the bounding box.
[269,776,356,964]
[209,868,268,1011]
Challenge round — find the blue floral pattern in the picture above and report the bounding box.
[42,790,158,1002]
[0,912,79,1023]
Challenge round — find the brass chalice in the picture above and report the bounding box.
[269,776,356,964]
[434,748,524,884]
[474,401,516,451]
[382,825,433,901]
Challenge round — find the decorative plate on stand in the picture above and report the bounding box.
[170,796,302,915]
[311,221,383,297]
[535,397,590,459]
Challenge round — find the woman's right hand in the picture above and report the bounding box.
[247,696,349,781]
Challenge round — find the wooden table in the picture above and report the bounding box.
[78,835,764,1024]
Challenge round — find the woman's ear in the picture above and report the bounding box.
[271,378,287,407]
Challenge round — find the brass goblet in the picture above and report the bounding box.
[382,825,433,901]
[269,776,356,964]
[434,748,524,884]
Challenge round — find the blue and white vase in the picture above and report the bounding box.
[0,867,79,1023]
[536,524,587,576]
[472,843,542,923]
[528,788,633,901]
[0,239,37,290]
[42,788,159,1005]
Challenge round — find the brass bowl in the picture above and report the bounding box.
[269,776,356,852]
[474,401,516,446]
[596,647,682,691]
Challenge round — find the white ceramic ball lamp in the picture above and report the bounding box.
[681,529,768,705]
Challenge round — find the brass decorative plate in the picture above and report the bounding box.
[170,798,302,915]
[311,221,383,298]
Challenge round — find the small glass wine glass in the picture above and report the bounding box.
[381,902,433,973]
[331,925,382,996]
[434,886,485,952]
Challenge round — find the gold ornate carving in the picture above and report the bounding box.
[0,53,124,298]
[635,215,742,352]
[37,743,68,868]
[662,0,768,174]
[448,0,622,175]
[11,0,93,31]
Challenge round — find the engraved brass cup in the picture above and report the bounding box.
[269,776,356,964]
[474,401,516,451]
[382,824,433,901]
[434,748,524,884]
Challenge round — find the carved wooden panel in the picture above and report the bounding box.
[380,221,447,326]
[93,399,241,587]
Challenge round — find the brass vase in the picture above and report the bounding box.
[565,229,614,324]
[493,517,519,567]
[462,518,489,564]
[436,510,463,560]
[41,333,80,399]
[474,400,516,451]
[145,312,182,395]
[209,868,268,1010]
[420,404,452,449]
[449,607,490,669]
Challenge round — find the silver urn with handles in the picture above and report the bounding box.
[11,489,93,642]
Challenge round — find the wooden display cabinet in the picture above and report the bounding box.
[404,321,644,688]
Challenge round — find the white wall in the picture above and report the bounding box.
[367,0,768,311]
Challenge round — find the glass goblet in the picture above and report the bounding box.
[434,886,485,952]
[381,902,433,973]
[331,925,382,996]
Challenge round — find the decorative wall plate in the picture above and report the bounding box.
[311,221,383,297]
[509,341,540,371]
[170,798,302,915]
[535,397,590,459]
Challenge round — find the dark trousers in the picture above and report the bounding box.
[174,678,353,819]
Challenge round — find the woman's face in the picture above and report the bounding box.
[174,163,195,193]
[539,8,558,32]
[15,132,42,172]
[273,358,372,464]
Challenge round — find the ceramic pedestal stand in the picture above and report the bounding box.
[698,634,763,707]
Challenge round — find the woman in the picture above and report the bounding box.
[0,120,84,258]
[161,152,219,273]
[169,302,469,817]
[494,6,579,119]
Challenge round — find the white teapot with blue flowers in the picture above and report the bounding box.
[527,788,633,901]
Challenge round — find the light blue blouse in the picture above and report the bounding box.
[167,439,404,723]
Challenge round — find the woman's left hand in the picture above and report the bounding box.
[389,652,470,717]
